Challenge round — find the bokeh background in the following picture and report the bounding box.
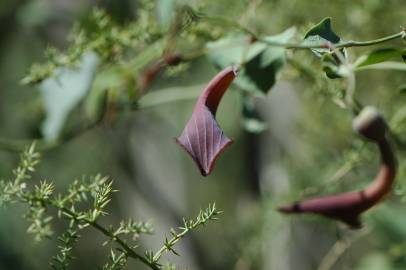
[0,0,406,269]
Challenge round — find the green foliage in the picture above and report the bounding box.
[0,1,406,270]
[303,17,350,79]
[51,226,80,270]
[0,144,221,270]
[102,250,127,270]
[151,203,221,265]
[8,5,404,149]
[207,28,295,96]
[21,6,163,85]
[355,48,406,68]
[0,143,40,206]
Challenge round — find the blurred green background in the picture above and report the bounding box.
[0,0,405,269]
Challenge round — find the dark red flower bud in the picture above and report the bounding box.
[176,66,238,176]
[278,106,396,228]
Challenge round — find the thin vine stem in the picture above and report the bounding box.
[268,31,404,49]
[200,14,405,49]
[335,31,405,48]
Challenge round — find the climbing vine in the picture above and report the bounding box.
[0,0,405,269]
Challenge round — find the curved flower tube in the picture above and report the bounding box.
[176,66,238,176]
[278,107,396,228]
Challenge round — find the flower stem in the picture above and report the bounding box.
[335,31,405,48]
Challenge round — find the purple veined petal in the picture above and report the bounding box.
[176,66,238,176]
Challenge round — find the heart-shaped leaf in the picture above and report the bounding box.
[176,67,237,176]
[303,18,347,79]
[304,17,341,56]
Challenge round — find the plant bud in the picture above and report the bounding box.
[352,106,387,142]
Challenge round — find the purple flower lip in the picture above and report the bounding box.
[176,66,237,176]
[278,107,396,228]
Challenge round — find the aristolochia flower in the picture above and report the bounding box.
[176,67,238,176]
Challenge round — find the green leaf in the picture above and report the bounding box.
[355,48,406,67]
[206,35,266,68]
[207,27,296,96]
[304,17,341,57]
[303,18,347,79]
[356,61,406,72]
[238,28,295,95]
[39,52,99,141]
